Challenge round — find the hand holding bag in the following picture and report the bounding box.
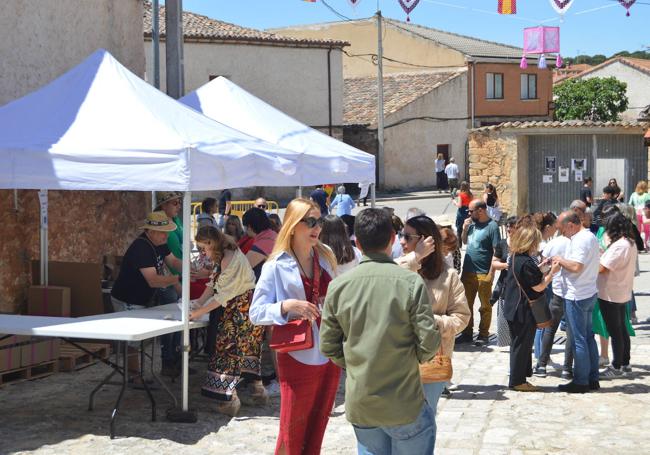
[269,250,321,353]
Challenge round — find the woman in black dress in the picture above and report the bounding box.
[502,216,559,391]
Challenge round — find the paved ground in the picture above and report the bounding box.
[2,196,650,454]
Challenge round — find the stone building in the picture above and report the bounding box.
[468,121,650,216]
[0,0,148,313]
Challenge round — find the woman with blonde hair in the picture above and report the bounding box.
[502,216,560,391]
[629,180,650,243]
[190,226,264,416]
[435,153,447,193]
[250,198,339,455]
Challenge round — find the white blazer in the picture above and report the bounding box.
[250,250,336,366]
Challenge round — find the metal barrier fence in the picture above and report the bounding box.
[190,200,280,236]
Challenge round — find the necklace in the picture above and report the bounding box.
[291,248,311,278]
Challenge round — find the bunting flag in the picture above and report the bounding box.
[498,0,517,15]
[303,0,317,2]
[398,0,421,22]
[619,0,636,16]
[348,0,362,7]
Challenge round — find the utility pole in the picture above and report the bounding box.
[376,10,385,189]
[165,0,184,99]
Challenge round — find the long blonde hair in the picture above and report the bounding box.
[271,198,337,270]
[635,180,647,195]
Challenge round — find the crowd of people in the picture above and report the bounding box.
[107,177,644,454]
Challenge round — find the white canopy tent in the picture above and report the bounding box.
[180,76,376,193]
[0,49,338,417]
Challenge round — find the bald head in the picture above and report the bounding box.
[569,200,587,213]
[469,199,489,223]
[560,210,583,238]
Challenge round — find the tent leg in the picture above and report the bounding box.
[297,186,303,198]
[370,184,376,208]
[38,190,49,285]
[166,191,197,424]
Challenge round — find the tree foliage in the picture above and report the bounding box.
[564,50,650,66]
[554,77,629,122]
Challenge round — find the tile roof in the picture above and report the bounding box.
[568,57,650,80]
[344,70,466,126]
[472,120,649,133]
[143,2,347,48]
[553,63,592,84]
[383,18,524,60]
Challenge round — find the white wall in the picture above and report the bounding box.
[145,41,343,127]
[0,0,144,105]
[580,62,650,121]
[383,73,469,189]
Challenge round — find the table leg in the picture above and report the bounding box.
[88,368,118,411]
[150,337,178,408]
[140,341,156,422]
[110,341,128,440]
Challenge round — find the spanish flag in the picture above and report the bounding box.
[498,0,516,14]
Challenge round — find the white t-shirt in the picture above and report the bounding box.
[561,229,599,301]
[435,159,446,172]
[542,235,571,297]
[337,247,363,275]
[445,163,459,179]
[597,238,637,303]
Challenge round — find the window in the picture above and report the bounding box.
[486,73,503,99]
[520,74,537,100]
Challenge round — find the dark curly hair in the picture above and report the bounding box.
[605,212,634,245]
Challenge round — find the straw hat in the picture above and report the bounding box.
[431,214,455,228]
[156,191,182,206]
[140,211,177,232]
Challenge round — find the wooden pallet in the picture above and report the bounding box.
[0,360,58,387]
[59,343,111,372]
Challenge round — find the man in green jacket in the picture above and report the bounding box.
[321,208,440,454]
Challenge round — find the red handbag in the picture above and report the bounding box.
[269,250,321,353]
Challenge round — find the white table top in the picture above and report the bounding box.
[0,305,208,342]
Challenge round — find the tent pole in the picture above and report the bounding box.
[151,191,157,211]
[181,191,191,411]
[38,190,49,285]
[297,186,303,198]
[371,184,376,208]
[167,191,197,423]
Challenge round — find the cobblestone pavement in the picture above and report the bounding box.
[2,228,650,454]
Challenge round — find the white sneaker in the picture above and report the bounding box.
[598,356,610,367]
[266,380,281,398]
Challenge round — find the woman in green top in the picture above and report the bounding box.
[628,180,650,235]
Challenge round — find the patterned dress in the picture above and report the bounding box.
[201,249,263,402]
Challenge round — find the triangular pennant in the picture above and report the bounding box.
[549,0,574,15]
[619,0,636,16]
[347,0,362,7]
[398,0,420,22]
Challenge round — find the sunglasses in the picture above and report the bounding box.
[300,217,323,228]
[399,231,422,242]
[256,204,267,209]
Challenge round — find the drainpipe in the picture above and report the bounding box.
[327,48,333,137]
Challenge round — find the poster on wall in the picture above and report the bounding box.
[543,175,553,183]
[544,156,557,173]
[571,158,587,172]
[558,166,569,182]
[575,170,583,182]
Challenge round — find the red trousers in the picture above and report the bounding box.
[275,353,340,455]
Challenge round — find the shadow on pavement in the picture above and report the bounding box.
[450,384,509,401]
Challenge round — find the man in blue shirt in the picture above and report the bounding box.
[330,185,356,216]
[310,185,329,216]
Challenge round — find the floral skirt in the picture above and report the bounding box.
[201,289,264,402]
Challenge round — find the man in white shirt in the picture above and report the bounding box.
[552,211,600,393]
[535,212,573,378]
[444,158,460,194]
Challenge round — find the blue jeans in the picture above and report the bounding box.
[354,404,435,455]
[423,381,446,451]
[564,294,599,385]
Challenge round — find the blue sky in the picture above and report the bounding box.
[181,0,648,57]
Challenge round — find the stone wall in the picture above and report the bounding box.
[0,190,148,314]
[468,131,521,216]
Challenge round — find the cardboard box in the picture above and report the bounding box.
[21,339,59,367]
[0,345,21,371]
[27,286,71,317]
[32,261,104,317]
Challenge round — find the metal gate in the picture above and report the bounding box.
[527,134,647,214]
